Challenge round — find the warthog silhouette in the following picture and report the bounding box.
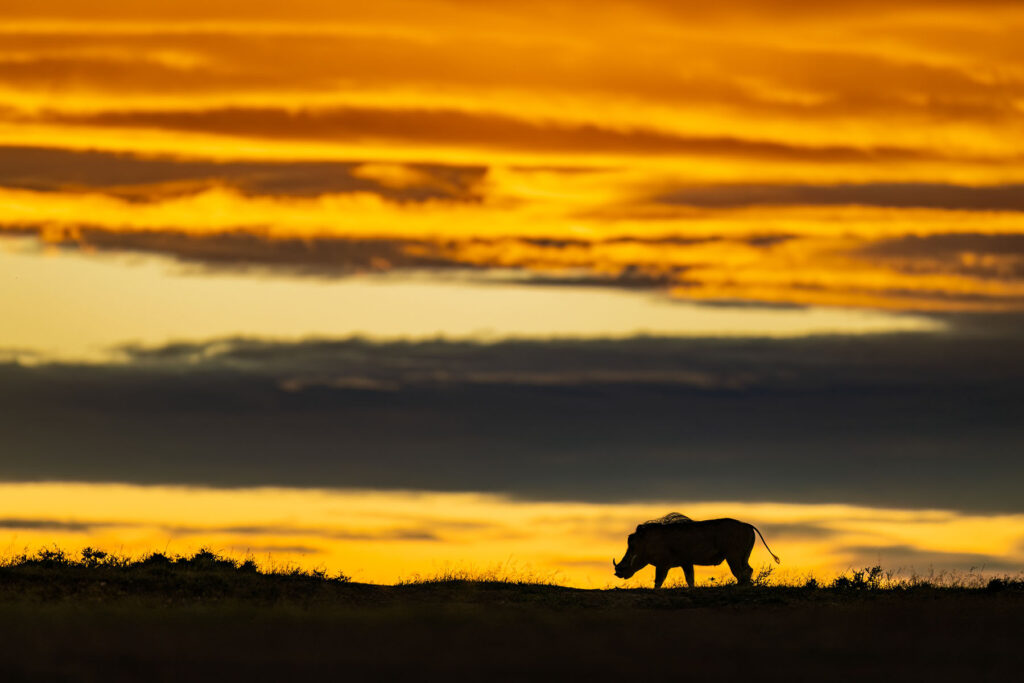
[613,512,780,588]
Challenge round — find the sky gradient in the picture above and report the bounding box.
[1,1,1022,584]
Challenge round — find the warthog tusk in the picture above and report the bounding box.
[612,558,617,568]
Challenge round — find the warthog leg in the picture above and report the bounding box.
[682,564,695,588]
[653,565,669,588]
[727,557,754,585]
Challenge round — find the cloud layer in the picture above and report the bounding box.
[3,332,1022,513]
[2,2,1024,311]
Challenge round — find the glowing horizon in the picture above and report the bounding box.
[0,236,945,363]
[0,482,1019,587]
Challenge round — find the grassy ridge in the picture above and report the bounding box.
[3,547,1019,606]
[1,548,1022,682]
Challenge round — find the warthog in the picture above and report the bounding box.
[613,512,780,588]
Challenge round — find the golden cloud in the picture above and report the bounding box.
[1,0,1024,311]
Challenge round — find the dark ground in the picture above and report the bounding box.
[0,554,1020,681]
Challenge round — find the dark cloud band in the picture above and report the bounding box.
[28,108,942,162]
[0,146,485,202]
[2,332,1022,514]
[656,182,1024,212]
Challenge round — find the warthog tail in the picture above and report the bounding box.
[751,525,781,564]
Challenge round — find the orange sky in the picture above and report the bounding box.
[2,0,1024,311]
[2,483,1021,586]
[2,3,1023,583]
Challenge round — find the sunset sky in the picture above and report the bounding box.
[1,1,1022,585]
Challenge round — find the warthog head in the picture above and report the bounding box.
[612,532,647,579]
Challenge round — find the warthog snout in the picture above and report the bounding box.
[612,553,639,579]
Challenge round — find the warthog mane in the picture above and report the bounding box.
[640,512,693,527]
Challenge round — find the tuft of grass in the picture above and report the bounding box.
[830,565,885,591]
[398,559,560,586]
[751,563,776,587]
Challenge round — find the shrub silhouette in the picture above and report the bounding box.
[0,546,351,604]
[830,565,885,590]
[81,547,108,567]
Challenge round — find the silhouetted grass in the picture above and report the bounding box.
[396,558,560,586]
[1,547,1020,607]
[0,547,1021,681]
